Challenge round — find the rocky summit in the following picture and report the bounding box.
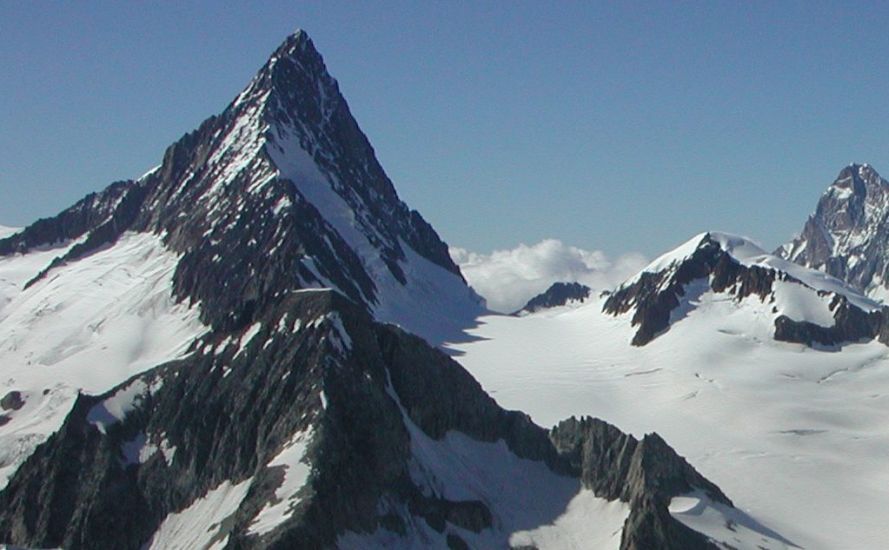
[0,30,482,346]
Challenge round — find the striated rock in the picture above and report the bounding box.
[551,417,728,550]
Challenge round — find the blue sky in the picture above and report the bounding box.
[3,2,889,257]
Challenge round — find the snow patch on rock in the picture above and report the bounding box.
[145,477,253,550]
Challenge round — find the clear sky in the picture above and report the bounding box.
[3,2,889,257]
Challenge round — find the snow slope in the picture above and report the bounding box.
[247,429,314,536]
[0,232,207,488]
[450,290,889,549]
[0,227,18,240]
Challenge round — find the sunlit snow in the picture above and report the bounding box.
[0,232,207,488]
[451,288,889,549]
[145,478,253,550]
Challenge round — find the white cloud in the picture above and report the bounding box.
[450,239,647,313]
[0,225,20,239]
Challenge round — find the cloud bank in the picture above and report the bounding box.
[0,226,20,239]
[450,239,647,313]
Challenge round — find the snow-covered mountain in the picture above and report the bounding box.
[604,231,886,347]
[0,30,757,550]
[0,29,479,500]
[0,31,483,347]
[779,163,889,301]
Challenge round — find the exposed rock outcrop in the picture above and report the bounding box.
[514,282,591,315]
[552,417,728,550]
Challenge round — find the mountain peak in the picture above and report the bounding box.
[513,281,591,315]
[230,28,335,122]
[0,29,480,344]
[259,29,316,72]
[831,162,884,194]
[780,163,889,296]
[607,229,880,346]
[265,29,323,81]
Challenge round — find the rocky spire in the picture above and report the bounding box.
[778,163,889,296]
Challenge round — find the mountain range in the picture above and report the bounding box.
[1,29,887,550]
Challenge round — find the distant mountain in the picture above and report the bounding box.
[514,282,591,315]
[604,232,886,347]
[0,30,748,549]
[778,163,889,301]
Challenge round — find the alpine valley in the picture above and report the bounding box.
[0,30,884,550]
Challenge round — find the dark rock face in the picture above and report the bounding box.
[779,163,889,295]
[0,292,446,548]
[0,181,135,259]
[514,282,591,315]
[0,392,24,412]
[774,293,885,347]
